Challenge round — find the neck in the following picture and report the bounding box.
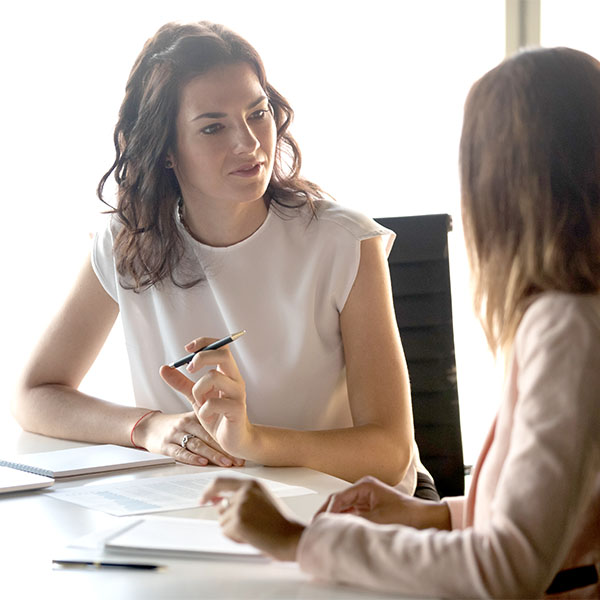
[179,196,268,247]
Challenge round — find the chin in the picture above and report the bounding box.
[235,185,270,204]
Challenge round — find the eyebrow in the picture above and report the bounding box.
[191,95,268,122]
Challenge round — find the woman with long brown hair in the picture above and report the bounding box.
[201,46,600,598]
[13,21,431,493]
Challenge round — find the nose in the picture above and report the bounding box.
[232,122,260,154]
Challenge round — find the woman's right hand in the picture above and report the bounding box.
[159,340,254,458]
[132,410,245,467]
[315,476,451,530]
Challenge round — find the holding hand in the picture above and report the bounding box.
[317,476,451,530]
[160,336,255,458]
[200,475,451,564]
[132,410,244,467]
[200,477,305,561]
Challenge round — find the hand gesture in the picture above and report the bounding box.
[200,477,305,561]
[160,337,254,457]
[316,476,451,530]
[132,410,244,467]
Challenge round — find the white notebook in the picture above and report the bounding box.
[0,465,54,494]
[0,444,174,478]
[105,517,266,560]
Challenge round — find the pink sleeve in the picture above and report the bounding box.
[444,496,466,529]
[297,294,600,598]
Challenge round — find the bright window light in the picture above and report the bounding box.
[541,0,600,58]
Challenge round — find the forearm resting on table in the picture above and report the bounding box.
[12,383,149,446]
[245,423,411,485]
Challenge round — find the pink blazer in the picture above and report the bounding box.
[298,292,600,598]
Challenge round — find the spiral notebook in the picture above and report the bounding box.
[0,465,54,494]
[0,444,174,481]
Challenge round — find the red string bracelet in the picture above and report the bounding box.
[130,410,161,450]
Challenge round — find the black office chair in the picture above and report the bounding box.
[376,214,465,497]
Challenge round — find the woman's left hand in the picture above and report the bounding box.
[160,337,255,457]
[314,475,451,530]
[200,477,305,561]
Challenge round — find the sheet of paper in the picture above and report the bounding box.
[50,471,315,516]
[67,518,141,550]
[105,516,266,559]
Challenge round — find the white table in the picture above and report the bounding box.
[0,431,399,599]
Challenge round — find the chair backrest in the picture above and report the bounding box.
[375,214,465,497]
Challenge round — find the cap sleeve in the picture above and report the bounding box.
[91,216,119,302]
[313,201,396,313]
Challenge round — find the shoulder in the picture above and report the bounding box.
[93,213,123,242]
[92,214,126,264]
[514,291,600,381]
[91,214,124,301]
[517,291,600,343]
[92,214,117,256]
[291,200,395,256]
[312,200,391,239]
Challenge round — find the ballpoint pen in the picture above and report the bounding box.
[52,559,164,570]
[168,330,246,369]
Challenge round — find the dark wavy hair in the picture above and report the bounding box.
[98,21,327,291]
[460,47,600,352]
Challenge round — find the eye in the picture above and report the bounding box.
[200,123,224,135]
[249,108,269,121]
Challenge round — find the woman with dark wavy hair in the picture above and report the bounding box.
[201,47,600,598]
[14,21,430,493]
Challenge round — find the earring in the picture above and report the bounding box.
[165,159,174,169]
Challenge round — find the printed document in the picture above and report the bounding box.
[50,471,314,516]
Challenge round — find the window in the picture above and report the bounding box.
[541,0,600,57]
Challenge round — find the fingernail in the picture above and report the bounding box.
[186,363,195,373]
[197,457,208,466]
[185,341,195,351]
[220,457,233,467]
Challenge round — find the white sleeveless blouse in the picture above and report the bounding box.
[92,200,419,491]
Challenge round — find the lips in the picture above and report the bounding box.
[230,162,263,177]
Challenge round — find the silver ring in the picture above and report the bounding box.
[181,433,196,449]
